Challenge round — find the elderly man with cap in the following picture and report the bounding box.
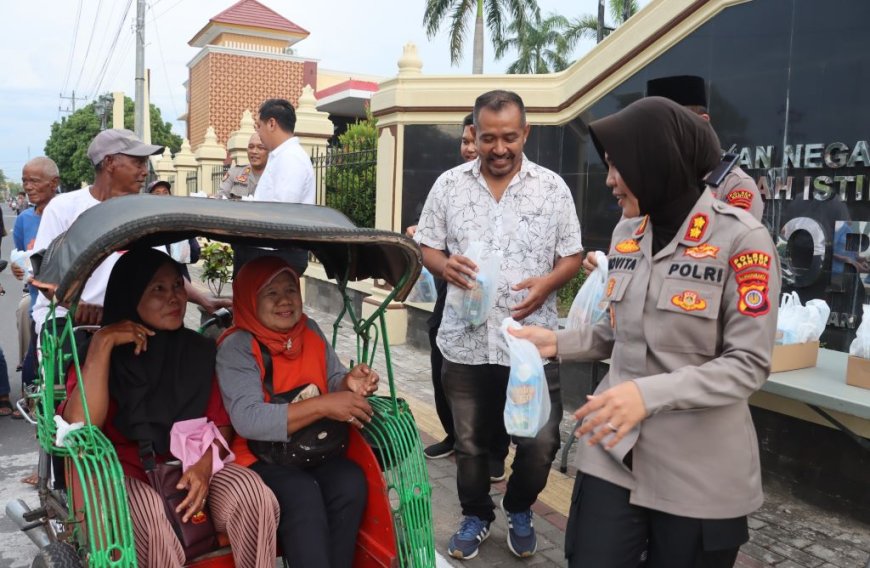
[32,129,163,334]
[219,133,268,200]
[645,75,763,222]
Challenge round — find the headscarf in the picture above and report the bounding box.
[103,247,215,454]
[588,96,722,253]
[222,256,309,358]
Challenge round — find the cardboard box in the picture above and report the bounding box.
[846,356,870,389]
[770,341,820,373]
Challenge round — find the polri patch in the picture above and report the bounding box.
[730,250,771,272]
[684,213,709,242]
[726,188,753,210]
[735,270,769,285]
[615,239,641,253]
[634,215,649,236]
[737,280,770,317]
[684,243,719,259]
[671,290,707,312]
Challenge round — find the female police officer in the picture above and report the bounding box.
[513,97,779,567]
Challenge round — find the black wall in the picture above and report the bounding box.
[402,0,870,353]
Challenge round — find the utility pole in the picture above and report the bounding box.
[597,0,606,43]
[623,0,632,23]
[58,90,88,115]
[134,0,146,139]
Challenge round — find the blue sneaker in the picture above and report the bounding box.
[501,501,537,557]
[447,515,491,560]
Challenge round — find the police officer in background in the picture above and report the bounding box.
[646,75,763,222]
[219,132,268,199]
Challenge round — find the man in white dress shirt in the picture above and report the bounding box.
[233,98,316,274]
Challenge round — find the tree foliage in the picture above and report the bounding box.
[423,0,540,74]
[567,0,639,43]
[495,12,578,74]
[324,116,377,228]
[44,96,182,190]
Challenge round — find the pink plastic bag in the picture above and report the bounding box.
[169,418,235,475]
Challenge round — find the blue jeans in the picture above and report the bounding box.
[441,360,563,522]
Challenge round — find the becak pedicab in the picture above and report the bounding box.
[6,195,435,568]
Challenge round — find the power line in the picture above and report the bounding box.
[80,0,121,96]
[89,0,135,98]
[148,0,180,119]
[72,0,104,94]
[60,0,84,97]
[154,0,186,20]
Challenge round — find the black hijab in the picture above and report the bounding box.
[588,97,722,253]
[103,248,215,454]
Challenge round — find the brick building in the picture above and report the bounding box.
[182,0,316,150]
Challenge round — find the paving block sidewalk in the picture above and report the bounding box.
[186,272,870,567]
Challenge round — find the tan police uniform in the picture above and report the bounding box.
[556,189,780,520]
[218,165,260,199]
[715,165,764,222]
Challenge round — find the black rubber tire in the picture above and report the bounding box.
[31,542,83,568]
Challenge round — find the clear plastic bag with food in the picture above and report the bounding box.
[457,241,502,326]
[407,267,437,303]
[500,318,551,438]
[567,251,609,330]
[849,305,870,358]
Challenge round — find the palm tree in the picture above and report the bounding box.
[495,12,577,74]
[423,0,541,74]
[567,0,639,44]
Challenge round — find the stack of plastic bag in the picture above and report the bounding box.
[406,267,437,303]
[500,318,550,438]
[776,291,830,345]
[849,305,870,358]
[456,241,502,326]
[566,251,609,329]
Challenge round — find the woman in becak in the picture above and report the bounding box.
[61,248,279,567]
[513,97,780,567]
[217,255,379,568]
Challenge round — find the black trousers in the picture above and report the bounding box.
[441,360,562,521]
[565,474,746,568]
[250,457,367,568]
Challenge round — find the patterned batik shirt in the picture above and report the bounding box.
[414,156,583,366]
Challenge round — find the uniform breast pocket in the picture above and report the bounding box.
[652,279,723,355]
[605,272,633,337]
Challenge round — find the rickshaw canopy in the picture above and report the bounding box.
[32,194,422,307]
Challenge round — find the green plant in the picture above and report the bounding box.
[557,269,587,318]
[325,114,378,228]
[199,241,233,297]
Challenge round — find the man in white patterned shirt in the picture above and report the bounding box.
[414,90,583,560]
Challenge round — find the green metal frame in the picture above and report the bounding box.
[331,257,435,567]
[32,252,434,567]
[32,303,138,567]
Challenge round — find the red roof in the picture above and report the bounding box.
[316,80,380,100]
[210,0,309,35]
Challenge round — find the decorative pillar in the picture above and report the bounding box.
[226,110,256,166]
[194,126,226,197]
[294,85,333,206]
[112,91,125,129]
[397,42,423,77]
[173,139,198,197]
[154,147,176,185]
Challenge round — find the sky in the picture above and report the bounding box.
[0,0,644,183]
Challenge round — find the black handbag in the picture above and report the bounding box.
[246,340,349,468]
[139,441,218,561]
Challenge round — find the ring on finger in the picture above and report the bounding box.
[606,422,618,432]
[347,416,355,424]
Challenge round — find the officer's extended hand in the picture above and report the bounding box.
[575,381,647,450]
[510,276,549,321]
[508,325,557,358]
[442,254,477,290]
[581,251,601,275]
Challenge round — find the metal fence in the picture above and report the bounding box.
[186,171,197,195]
[312,142,377,228]
[211,165,229,193]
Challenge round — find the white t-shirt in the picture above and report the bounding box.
[33,187,121,334]
[253,137,315,204]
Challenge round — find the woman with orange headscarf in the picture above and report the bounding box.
[216,256,379,568]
